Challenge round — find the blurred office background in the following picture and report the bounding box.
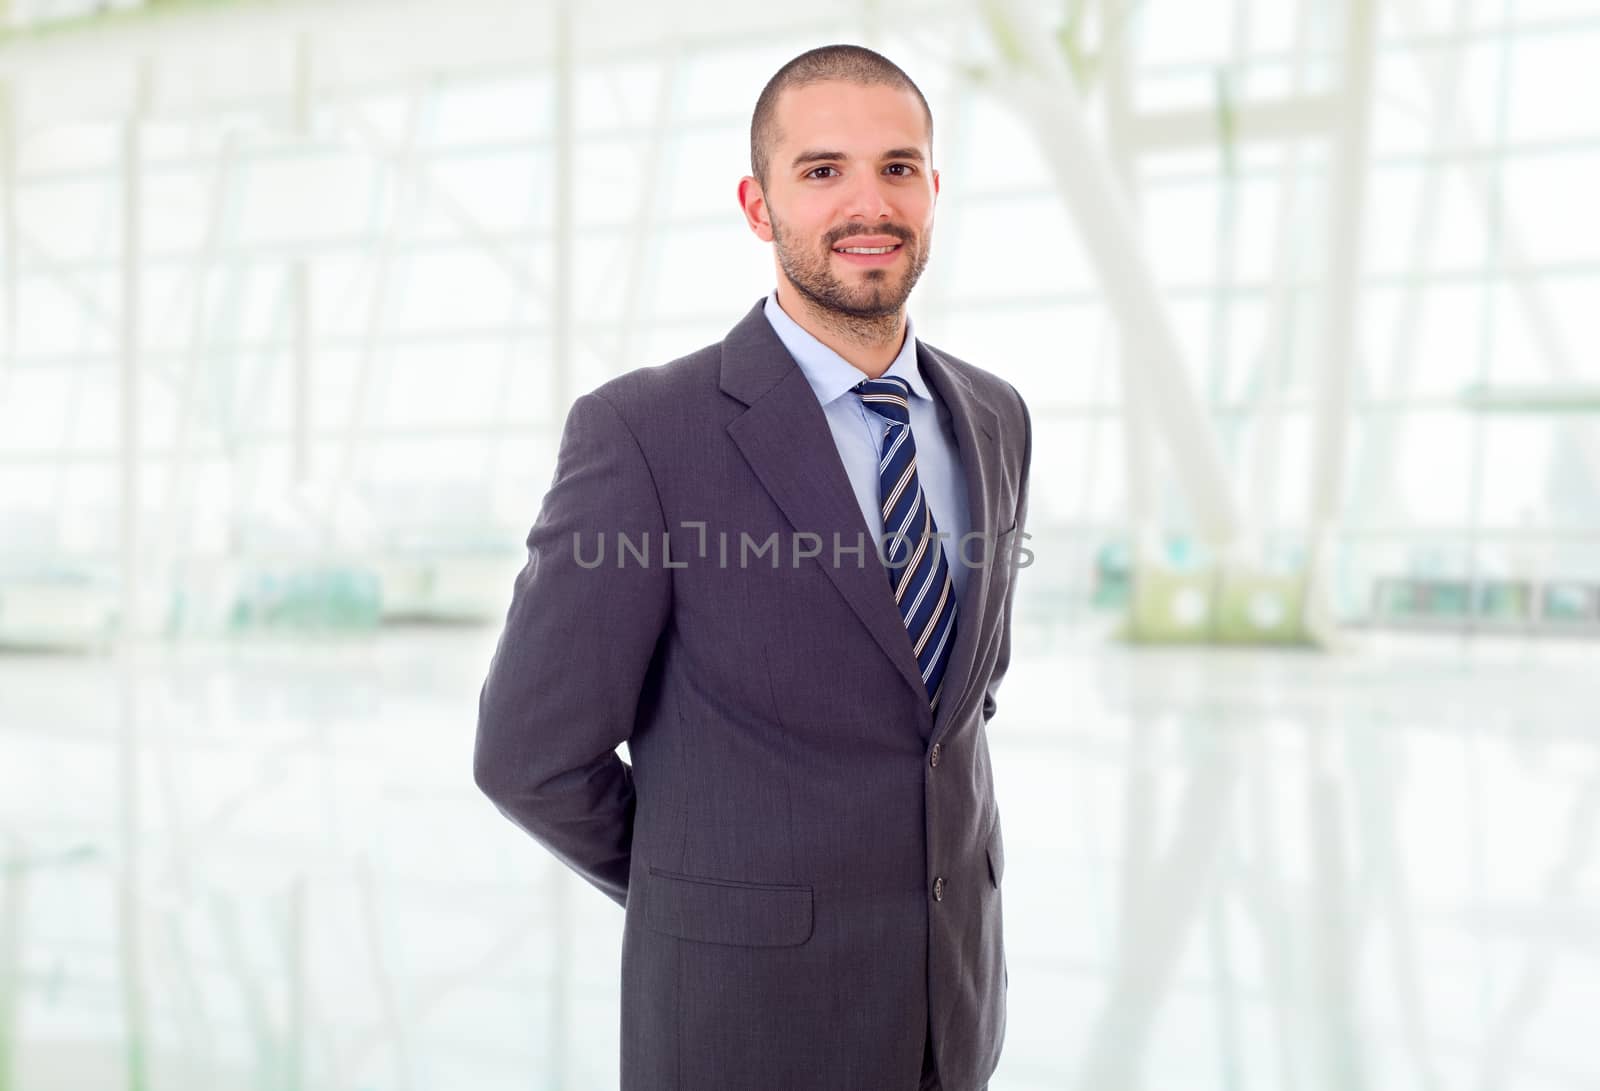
[1,0,1598,1087]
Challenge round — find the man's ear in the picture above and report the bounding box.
[737,176,774,242]
[932,168,940,199]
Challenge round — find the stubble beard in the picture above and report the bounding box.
[771,216,932,348]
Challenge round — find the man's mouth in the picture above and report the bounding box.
[832,239,904,264]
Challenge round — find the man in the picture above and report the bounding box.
[474,44,1031,1091]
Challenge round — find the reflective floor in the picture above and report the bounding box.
[3,623,1599,1090]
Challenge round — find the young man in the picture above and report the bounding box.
[475,44,1031,1091]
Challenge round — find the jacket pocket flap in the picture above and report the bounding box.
[645,866,814,947]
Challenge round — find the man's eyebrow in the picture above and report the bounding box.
[790,147,927,169]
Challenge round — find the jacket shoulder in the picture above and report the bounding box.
[578,339,725,425]
[920,340,1029,432]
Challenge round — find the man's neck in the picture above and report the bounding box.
[774,285,907,379]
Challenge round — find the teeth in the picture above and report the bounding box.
[836,245,898,254]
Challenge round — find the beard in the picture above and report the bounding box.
[771,216,932,330]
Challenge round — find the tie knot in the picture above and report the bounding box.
[853,376,911,426]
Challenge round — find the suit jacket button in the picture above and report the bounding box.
[929,743,942,769]
[932,876,945,902]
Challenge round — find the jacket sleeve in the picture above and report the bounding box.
[983,386,1031,725]
[473,390,672,908]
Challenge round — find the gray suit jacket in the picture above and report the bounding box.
[474,297,1032,1091]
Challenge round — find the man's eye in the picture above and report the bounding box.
[886,164,916,176]
[806,166,839,179]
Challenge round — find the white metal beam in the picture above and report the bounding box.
[1303,0,1378,638]
[1243,0,1319,547]
[115,57,153,1091]
[551,0,573,420]
[610,43,682,385]
[549,7,575,1084]
[1127,94,1342,152]
[0,76,14,389]
[1099,0,1162,568]
[291,32,313,487]
[979,0,1245,548]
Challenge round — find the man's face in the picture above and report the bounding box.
[741,81,939,320]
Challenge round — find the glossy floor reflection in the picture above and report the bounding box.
[3,624,1598,1090]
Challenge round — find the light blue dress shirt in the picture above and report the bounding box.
[763,289,973,604]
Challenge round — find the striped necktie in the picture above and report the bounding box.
[853,375,959,712]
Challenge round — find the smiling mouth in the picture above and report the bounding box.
[832,243,902,255]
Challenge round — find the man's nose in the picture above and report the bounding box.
[840,172,894,221]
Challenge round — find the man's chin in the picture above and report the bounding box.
[836,276,907,310]
[823,292,901,320]
[787,268,910,319]
[858,290,912,317]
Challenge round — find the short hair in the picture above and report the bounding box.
[750,44,933,188]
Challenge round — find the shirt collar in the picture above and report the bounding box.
[763,289,931,407]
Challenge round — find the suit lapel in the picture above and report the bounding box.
[916,342,1002,741]
[720,298,1002,738]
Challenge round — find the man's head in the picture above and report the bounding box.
[739,45,938,330]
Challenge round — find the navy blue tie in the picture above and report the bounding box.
[853,376,959,711]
